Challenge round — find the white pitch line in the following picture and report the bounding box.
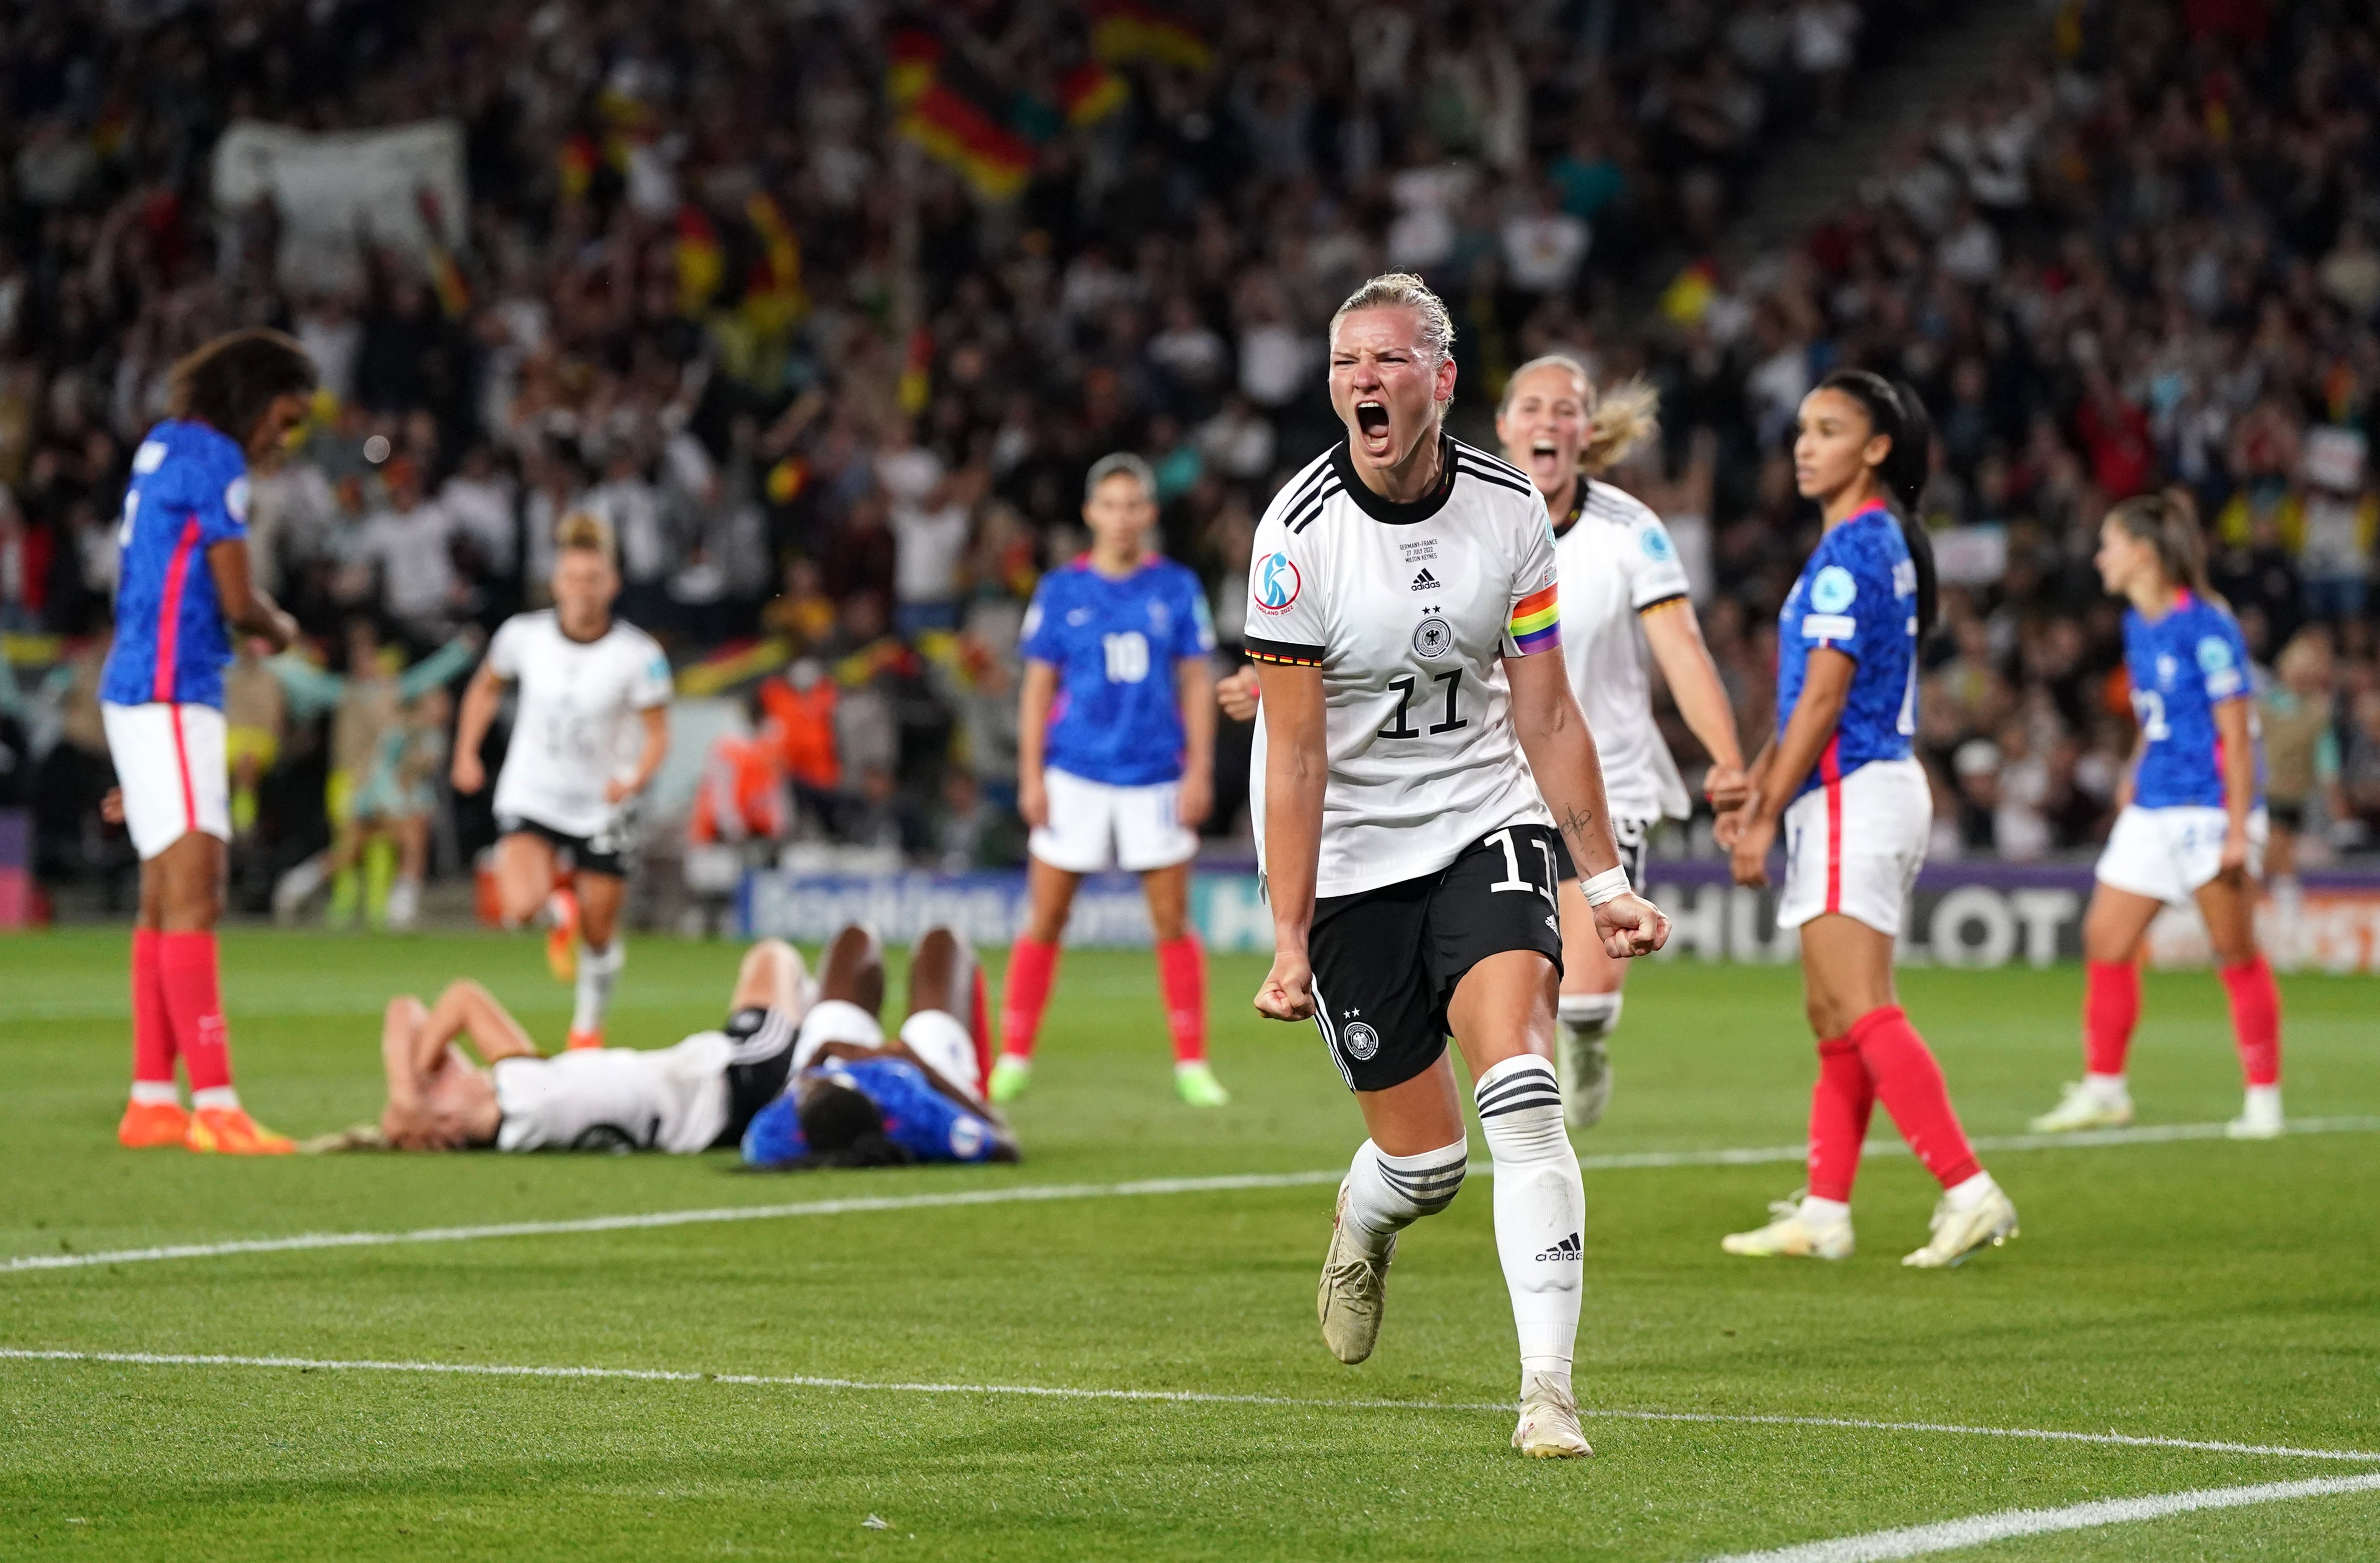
[1699,1471,2380,1562]
[9,1116,2375,1276]
[6,1349,2378,1468]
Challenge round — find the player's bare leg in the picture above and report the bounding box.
[566,870,628,1049]
[2036,887,2159,1132]
[136,832,289,1154]
[386,816,430,931]
[1554,877,1624,1129]
[730,938,810,1017]
[1444,949,1591,1457]
[901,926,992,1102]
[1142,860,1225,1106]
[992,859,1079,1102]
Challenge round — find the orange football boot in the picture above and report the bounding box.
[183,1106,295,1155]
[118,1100,190,1148]
[545,887,580,983]
[564,1027,605,1051]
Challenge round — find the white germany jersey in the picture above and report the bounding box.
[491,1031,732,1154]
[486,611,672,839]
[1245,436,1561,898]
[1554,478,1694,822]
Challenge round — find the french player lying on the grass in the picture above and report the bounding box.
[738,922,1017,1169]
[365,924,1011,1164]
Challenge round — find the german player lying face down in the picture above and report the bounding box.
[372,926,1013,1165]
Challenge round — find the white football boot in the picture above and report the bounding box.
[1512,1378,1593,1458]
[2029,1079,2133,1133]
[1317,1183,1393,1365]
[1721,1191,1855,1259]
[1902,1181,2020,1268]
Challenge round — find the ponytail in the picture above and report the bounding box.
[1816,368,1939,639]
[1580,376,1660,477]
[2106,488,2221,604]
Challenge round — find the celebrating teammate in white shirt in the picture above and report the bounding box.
[452,513,671,1049]
[1246,274,1668,1459]
[1494,360,1748,1128]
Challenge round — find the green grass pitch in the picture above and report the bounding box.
[4,929,2377,1560]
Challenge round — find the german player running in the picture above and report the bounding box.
[990,454,1225,1108]
[452,513,670,1050]
[105,328,316,1155]
[2030,492,2284,1140]
[1716,371,2018,1267]
[1494,359,1749,1127]
[1248,275,1668,1458]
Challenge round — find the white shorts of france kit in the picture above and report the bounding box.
[102,701,231,860]
[1777,756,1929,937]
[2095,804,2268,906]
[1028,765,1197,874]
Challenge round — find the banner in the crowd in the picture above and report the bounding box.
[737,860,2380,972]
[211,120,466,291]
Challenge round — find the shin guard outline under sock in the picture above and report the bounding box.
[1341,1137,1469,1259]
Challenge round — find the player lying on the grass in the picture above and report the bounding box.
[740,923,1017,1169]
[2030,491,2284,1141]
[375,938,810,1153]
[367,925,1011,1165]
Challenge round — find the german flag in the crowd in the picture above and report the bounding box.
[414,187,470,318]
[886,25,945,105]
[557,132,599,200]
[1087,1,1211,72]
[892,42,1036,199]
[898,325,934,415]
[674,203,724,316]
[742,192,806,332]
[1059,60,1128,125]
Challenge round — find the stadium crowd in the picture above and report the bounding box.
[3,0,2379,919]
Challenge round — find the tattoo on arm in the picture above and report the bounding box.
[1558,805,1596,845]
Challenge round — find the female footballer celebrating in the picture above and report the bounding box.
[1716,370,2018,1268]
[1246,274,1668,1458]
[2029,492,2282,1140]
[1493,358,1749,1127]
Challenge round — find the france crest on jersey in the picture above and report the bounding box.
[821,1057,1000,1163]
[100,420,252,709]
[2124,591,2262,809]
[1775,506,1917,798]
[1019,557,1215,786]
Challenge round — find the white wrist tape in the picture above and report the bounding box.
[1581,866,1632,907]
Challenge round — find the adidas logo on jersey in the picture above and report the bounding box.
[1410,568,1440,592]
[1535,1232,1584,1262]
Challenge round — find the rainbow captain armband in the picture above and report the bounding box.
[1508,584,1561,655]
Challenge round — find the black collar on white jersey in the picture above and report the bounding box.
[1329,432,1458,525]
[1550,478,1587,539]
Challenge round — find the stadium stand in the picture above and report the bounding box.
[1,0,2375,920]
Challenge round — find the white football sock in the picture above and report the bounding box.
[2243,1085,2283,1117]
[571,939,623,1035]
[1797,1194,1852,1228]
[1474,1055,1583,1393]
[192,1086,240,1111]
[1557,991,1622,1037]
[128,1081,181,1107]
[1944,1169,1999,1211]
[1341,1137,1468,1260]
[2082,1072,2129,1106]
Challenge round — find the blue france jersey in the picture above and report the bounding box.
[822,1057,1001,1164]
[1775,506,1918,799]
[100,420,252,709]
[1018,556,1215,786]
[2125,591,2262,809]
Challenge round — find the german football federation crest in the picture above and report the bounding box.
[1412,616,1452,658]
[1342,1020,1380,1061]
